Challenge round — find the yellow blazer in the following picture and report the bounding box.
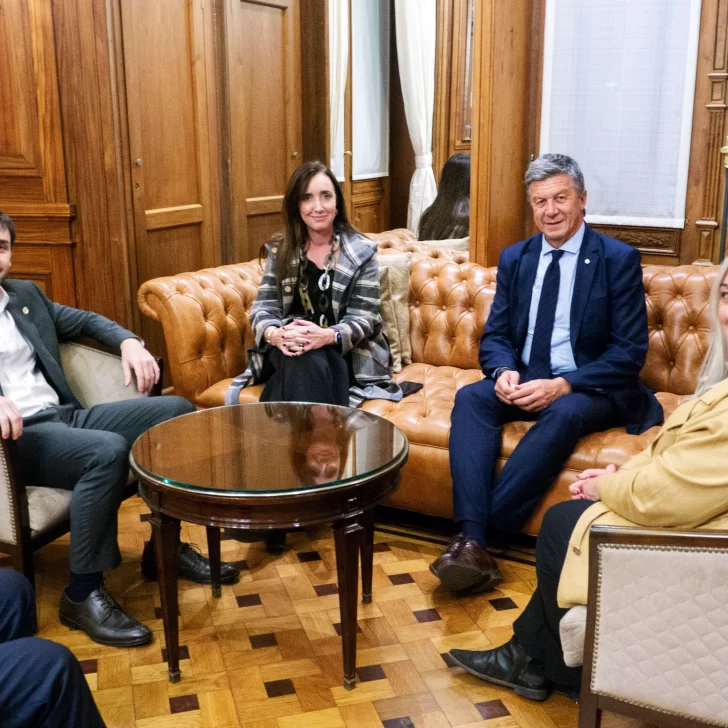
[557,376,728,608]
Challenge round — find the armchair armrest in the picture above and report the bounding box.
[580,525,728,726]
[60,338,163,408]
[0,438,23,547]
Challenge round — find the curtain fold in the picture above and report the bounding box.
[328,0,348,182]
[394,0,437,232]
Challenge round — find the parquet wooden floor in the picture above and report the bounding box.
[4,496,657,728]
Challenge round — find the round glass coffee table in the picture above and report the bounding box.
[130,402,408,690]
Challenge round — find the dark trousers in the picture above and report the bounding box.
[13,396,195,574]
[260,347,350,406]
[0,569,105,728]
[450,378,619,538]
[513,500,593,687]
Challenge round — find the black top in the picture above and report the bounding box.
[290,258,335,326]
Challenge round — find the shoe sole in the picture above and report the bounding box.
[430,562,504,594]
[447,652,549,702]
[60,613,153,647]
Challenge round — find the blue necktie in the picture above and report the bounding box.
[525,249,564,381]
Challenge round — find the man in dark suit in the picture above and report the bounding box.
[0,212,239,647]
[430,154,662,594]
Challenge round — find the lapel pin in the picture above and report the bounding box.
[584,259,591,265]
[22,306,29,314]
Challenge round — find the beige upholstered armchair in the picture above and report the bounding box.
[559,526,728,728]
[0,340,160,588]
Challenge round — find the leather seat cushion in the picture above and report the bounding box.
[197,379,264,408]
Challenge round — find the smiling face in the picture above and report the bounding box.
[0,226,11,284]
[299,172,337,238]
[720,270,728,346]
[528,173,587,248]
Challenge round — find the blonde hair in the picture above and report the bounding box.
[695,256,728,397]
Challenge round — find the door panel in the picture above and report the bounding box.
[121,0,220,362]
[226,0,301,263]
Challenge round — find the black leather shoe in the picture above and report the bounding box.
[141,542,240,585]
[430,535,504,594]
[449,638,549,701]
[60,587,152,647]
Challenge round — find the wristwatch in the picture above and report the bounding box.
[333,329,342,345]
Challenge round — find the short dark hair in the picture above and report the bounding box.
[0,212,15,246]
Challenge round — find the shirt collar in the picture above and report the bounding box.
[0,286,8,314]
[540,222,585,257]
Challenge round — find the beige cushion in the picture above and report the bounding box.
[377,252,412,371]
[60,342,145,408]
[560,605,587,667]
[26,486,73,537]
[416,236,470,252]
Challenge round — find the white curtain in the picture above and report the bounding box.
[328,0,348,182]
[540,0,702,228]
[394,0,437,232]
[352,0,390,180]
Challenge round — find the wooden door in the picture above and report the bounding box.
[225,0,302,263]
[0,0,75,305]
[120,0,221,357]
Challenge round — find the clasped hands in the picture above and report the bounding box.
[265,320,335,357]
[494,370,571,412]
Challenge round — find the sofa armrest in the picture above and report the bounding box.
[60,339,162,408]
[580,525,728,724]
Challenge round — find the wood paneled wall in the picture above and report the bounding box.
[469,0,535,267]
[0,0,75,304]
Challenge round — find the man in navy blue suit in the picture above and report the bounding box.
[431,154,662,594]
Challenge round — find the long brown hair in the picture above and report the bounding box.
[264,162,357,282]
[418,152,470,241]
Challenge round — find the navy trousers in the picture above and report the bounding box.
[0,570,105,728]
[450,378,619,541]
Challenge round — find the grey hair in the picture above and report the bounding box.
[694,256,728,397]
[525,153,585,197]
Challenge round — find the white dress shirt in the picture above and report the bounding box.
[0,287,60,417]
[521,222,585,375]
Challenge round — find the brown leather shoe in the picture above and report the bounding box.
[430,535,503,594]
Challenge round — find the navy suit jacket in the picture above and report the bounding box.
[479,225,663,434]
[1,279,137,410]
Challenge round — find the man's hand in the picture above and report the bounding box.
[120,338,160,394]
[0,397,23,440]
[509,377,571,412]
[494,370,520,404]
[569,463,617,501]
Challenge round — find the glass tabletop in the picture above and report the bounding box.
[130,403,408,496]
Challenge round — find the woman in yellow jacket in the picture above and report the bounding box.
[448,256,728,702]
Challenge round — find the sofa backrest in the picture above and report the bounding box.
[641,265,718,395]
[138,246,719,401]
[138,261,263,402]
[407,260,720,395]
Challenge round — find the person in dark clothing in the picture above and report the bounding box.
[0,569,106,728]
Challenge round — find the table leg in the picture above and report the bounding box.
[152,512,181,683]
[334,517,363,690]
[360,508,375,605]
[206,526,222,598]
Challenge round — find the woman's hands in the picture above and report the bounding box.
[264,321,336,357]
[569,463,617,501]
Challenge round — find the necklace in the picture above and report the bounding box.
[298,234,339,327]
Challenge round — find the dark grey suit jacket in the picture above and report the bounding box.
[1,279,137,410]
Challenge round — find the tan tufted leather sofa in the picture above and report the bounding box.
[138,231,719,535]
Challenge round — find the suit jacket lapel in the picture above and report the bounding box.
[569,225,600,350]
[6,294,77,406]
[515,236,541,350]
